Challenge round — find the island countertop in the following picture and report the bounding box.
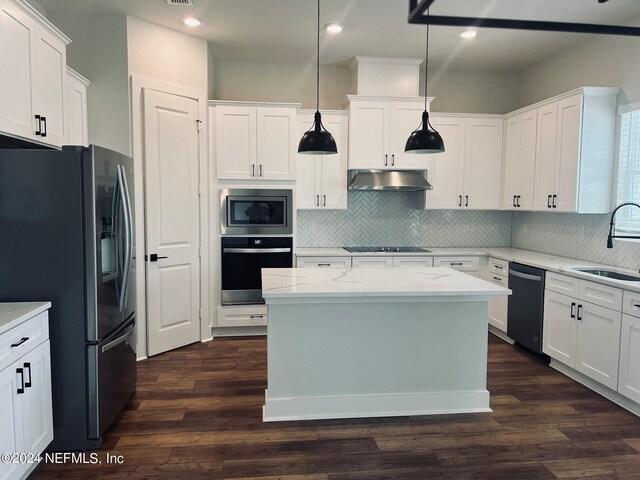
[261,267,511,299]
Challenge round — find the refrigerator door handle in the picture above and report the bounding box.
[121,165,134,310]
[101,323,135,353]
[111,171,123,306]
[116,166,131,312]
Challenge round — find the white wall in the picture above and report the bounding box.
[519,33,640,107]
[48,13,131,156]
[210,59,520,114]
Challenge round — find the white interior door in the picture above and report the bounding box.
[143,88,201,356]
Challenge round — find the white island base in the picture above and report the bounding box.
[261,267,510,422]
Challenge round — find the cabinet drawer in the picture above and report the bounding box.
[216,306,267,327]
[392,256,433,268]
[488,273,508,288]
[433,256,479,272]
[489,257,509,276]
[0,311,49,372]
[579,279,622,311]
[622,290,640,318]
[352,256,393,268]
[546,272,580,297]
[296,256,351,268]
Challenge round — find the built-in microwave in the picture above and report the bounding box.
[220,188,293,235]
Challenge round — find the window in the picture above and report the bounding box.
[616,106,640,235]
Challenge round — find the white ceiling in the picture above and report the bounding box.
[37,0,640,72]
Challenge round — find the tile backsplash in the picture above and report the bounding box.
[512,212,640,270]
[297,191,512,248]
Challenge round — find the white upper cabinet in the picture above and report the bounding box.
[0,0,69,148]
[346,96,429,170]
[503,110,537,210]
[66,67,90,146]
[212,101,298,181]
[426,115,503,210]
[296,111,348,210]
[506,87,618,213]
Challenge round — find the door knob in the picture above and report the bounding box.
[147,254,168,262]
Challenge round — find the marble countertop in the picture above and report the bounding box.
[262,267,511,299]
[295,247,640,293]
[0,302,51,336]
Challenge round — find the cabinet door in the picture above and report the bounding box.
[66,72,88,146]
[320,114,347,209]
[502,114,523,210]
[425,116,465,209]
[618,313,640,403]
[463,117,503,210]
[348,101,389,169]
[215,106,256,179]
[296,114,321,209]
[488,274,508,332]
[257,107,296,180]
[19,340,53,456]
[296,256,352,268]
[533,103,558,210]
[518,111,538,210]
[575,302,621,390]
[543,290,577,367]
[34,24,67,147]
[554,94,582,212]
[388,102,425,169]
[0,364,25,480]
[352,256,393,268]
[0,0,37,141]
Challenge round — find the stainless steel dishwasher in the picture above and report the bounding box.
[507,262,546,354]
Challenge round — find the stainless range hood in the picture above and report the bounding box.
[348,170,432,191]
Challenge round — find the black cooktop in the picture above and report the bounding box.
[342,246,431,253]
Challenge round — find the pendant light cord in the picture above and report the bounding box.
[424,9,430,112]
[316,0,320,113]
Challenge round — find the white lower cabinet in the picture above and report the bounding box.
[296,256,352,268]
[392,256,433,267]
[0,307,53,480]
[618,313,640,403]
[543,275,622,390]
[216,305,267,328]
[488,273,508,333]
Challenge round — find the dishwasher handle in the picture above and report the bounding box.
[509,269,543,282]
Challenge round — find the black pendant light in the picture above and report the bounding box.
[298,0,337,155]
[405,10,444,154]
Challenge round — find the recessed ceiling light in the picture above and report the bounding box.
[324,23,345,34]
[183,17,201,27]
[460,29,477,39]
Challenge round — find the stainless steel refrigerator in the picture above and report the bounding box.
[0,145,136,451]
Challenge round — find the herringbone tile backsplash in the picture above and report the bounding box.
[512,212,640,270]
[296,191,513,247]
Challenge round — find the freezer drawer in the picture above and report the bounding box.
[87,317,136,439]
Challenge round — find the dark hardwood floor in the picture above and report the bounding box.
[33,335,640,479]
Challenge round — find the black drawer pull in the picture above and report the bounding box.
[450,262,464,266]
[11,337,29,348]
[492,276,502,281]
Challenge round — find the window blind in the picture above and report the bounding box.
[616,109,640,234]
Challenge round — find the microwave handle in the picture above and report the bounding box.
[223,248,291,254]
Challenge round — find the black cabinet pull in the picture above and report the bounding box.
[384,154,388,166]
[251,164,255,177]
[458,195,462,207]
[465,195,469,207]
[570,302,576,318]
[547,195,552,208]
[492,276,502,281]
[41,116,47,137]
[16,368,25,394]
[391,154,395,166]
[517,195,521,207]
[450,262,464,266]
[11,337,29,348]
[316,195,319,207]
[323,194,326,207]
[513,196,517,207]
[23,362,32,388]
[577,304,583,321]
[35,114,42,135]
[259,164,263,177]
[552,194,557,208]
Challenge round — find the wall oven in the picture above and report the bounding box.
[220,188,293,235]
[221,236,293,305]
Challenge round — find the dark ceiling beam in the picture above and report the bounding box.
[408,0,640,37]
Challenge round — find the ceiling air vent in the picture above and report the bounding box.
[166,0,193,6]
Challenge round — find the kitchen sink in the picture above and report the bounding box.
[572,268,640,282]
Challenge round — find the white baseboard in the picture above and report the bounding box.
[550,359,640,417]
[136,355,147,362]
[263,388,491,422]
[211,326,266,337]
[488,325,514,344]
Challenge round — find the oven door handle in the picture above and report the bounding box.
[223,248,291,254]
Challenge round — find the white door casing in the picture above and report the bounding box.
[143,88,201,356]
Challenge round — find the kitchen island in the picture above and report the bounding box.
[261,267,511,422]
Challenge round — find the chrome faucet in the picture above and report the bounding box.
[607,202,640,248]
